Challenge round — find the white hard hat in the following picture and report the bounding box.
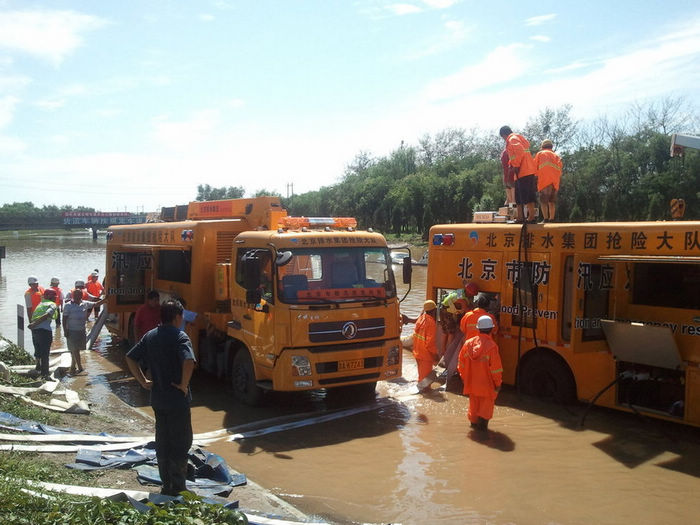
[476,315,494,330]
[28,276,39,285]
[50,276,60,285]
[74,279,86,288]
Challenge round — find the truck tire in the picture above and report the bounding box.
[232,350,264,406]
[519,350,577,404]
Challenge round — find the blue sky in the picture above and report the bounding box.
[1,0,699,212]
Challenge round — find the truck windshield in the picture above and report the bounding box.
[277,246,396,304]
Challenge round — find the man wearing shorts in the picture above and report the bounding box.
[500,126,537,223]
[534,139,563,222]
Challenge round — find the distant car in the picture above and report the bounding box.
[413,252,428,266]
[390,253,417,265]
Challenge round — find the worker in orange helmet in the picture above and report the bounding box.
[458,315,503,431]
[460,293,498,341]
[500,125,537,223]
[412,299,439,392]
[534,139,563,223]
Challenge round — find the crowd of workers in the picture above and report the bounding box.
[24,272,106,378]
[407,281,503,432]
[499,125,563,224]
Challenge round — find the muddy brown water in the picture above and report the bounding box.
[2,233,700,524]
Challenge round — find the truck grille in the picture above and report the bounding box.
[309,318,385,343]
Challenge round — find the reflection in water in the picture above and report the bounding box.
[3,235,700,524]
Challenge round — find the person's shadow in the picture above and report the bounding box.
[468,428,515,452]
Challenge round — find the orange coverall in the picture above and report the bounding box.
[534,148,563,191]
[412,312,438,381]
[24,286,45,318]
[458,333,503,423]
[459,308,498,341]
[505,133,536,178]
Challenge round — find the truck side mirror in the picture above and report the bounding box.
[402,256,412,284]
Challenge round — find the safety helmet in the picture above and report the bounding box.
[541,139,554,149]
[28,276,39,285]
[476,315,494,330]
[464,282,479,297]
[423,299,437,312]
[50,277,60,285]
[74,280,86,288]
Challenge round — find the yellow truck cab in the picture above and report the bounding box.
[105,197,403,404]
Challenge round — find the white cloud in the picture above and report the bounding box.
[385,3,423,16]
[150,110,222,151]
[406,19,471,59]
[421,0,461,8]
[0,9,106,66]
[525,14,556,26]
[0,95,20,129]
[0,134,26,155]
[530,35,550,43]
[422,43,531,101]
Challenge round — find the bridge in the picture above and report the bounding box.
[62,212,148,239]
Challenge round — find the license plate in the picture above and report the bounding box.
[338,359,363,371]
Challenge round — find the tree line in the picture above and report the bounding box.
[279,99,699,236]
[0,202,96,229]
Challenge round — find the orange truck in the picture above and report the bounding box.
[105,197,404,403]
[426,220,700,426]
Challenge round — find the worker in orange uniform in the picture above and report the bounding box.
[412,299,439,392]
[534,139,563,223]
[48,277,64,326]
[459,293,498,341]
[24,276,45,319]
[458,315,503,431]
[499,126,537,223]
[85,271,105,319]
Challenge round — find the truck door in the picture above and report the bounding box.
[106,247,154,313]
[232,248,276,366]
[570,254,614,354]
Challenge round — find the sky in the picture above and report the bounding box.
[1,0,699,212]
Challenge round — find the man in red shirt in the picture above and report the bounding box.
[500,125,537,223]
[134,290,161,341]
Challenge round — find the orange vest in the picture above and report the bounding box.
[24,286,45,317]
[506,133,536,177]
[459,308,498,341]
[412,313,438,362]
[534,149,563,191]
[458,333,503,398]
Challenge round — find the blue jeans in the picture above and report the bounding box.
[31,329,52,376]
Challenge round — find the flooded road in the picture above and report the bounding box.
[2,233,700,524]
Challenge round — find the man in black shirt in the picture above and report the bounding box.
[126,299,196,496]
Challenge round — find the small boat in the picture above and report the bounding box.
[413,252,428,266]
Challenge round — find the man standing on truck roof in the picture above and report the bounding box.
[500,125,537,223]
[534,139,563,223]
[125,299,196,497]
[412,299,439,393]
[458,315,503,432]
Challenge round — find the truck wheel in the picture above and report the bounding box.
[519,351,577,404]
[232,350,264,406]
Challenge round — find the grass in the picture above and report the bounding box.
[0,338,248,524]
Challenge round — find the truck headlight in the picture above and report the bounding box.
[291,355,312,376]
[387,345,400,366]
